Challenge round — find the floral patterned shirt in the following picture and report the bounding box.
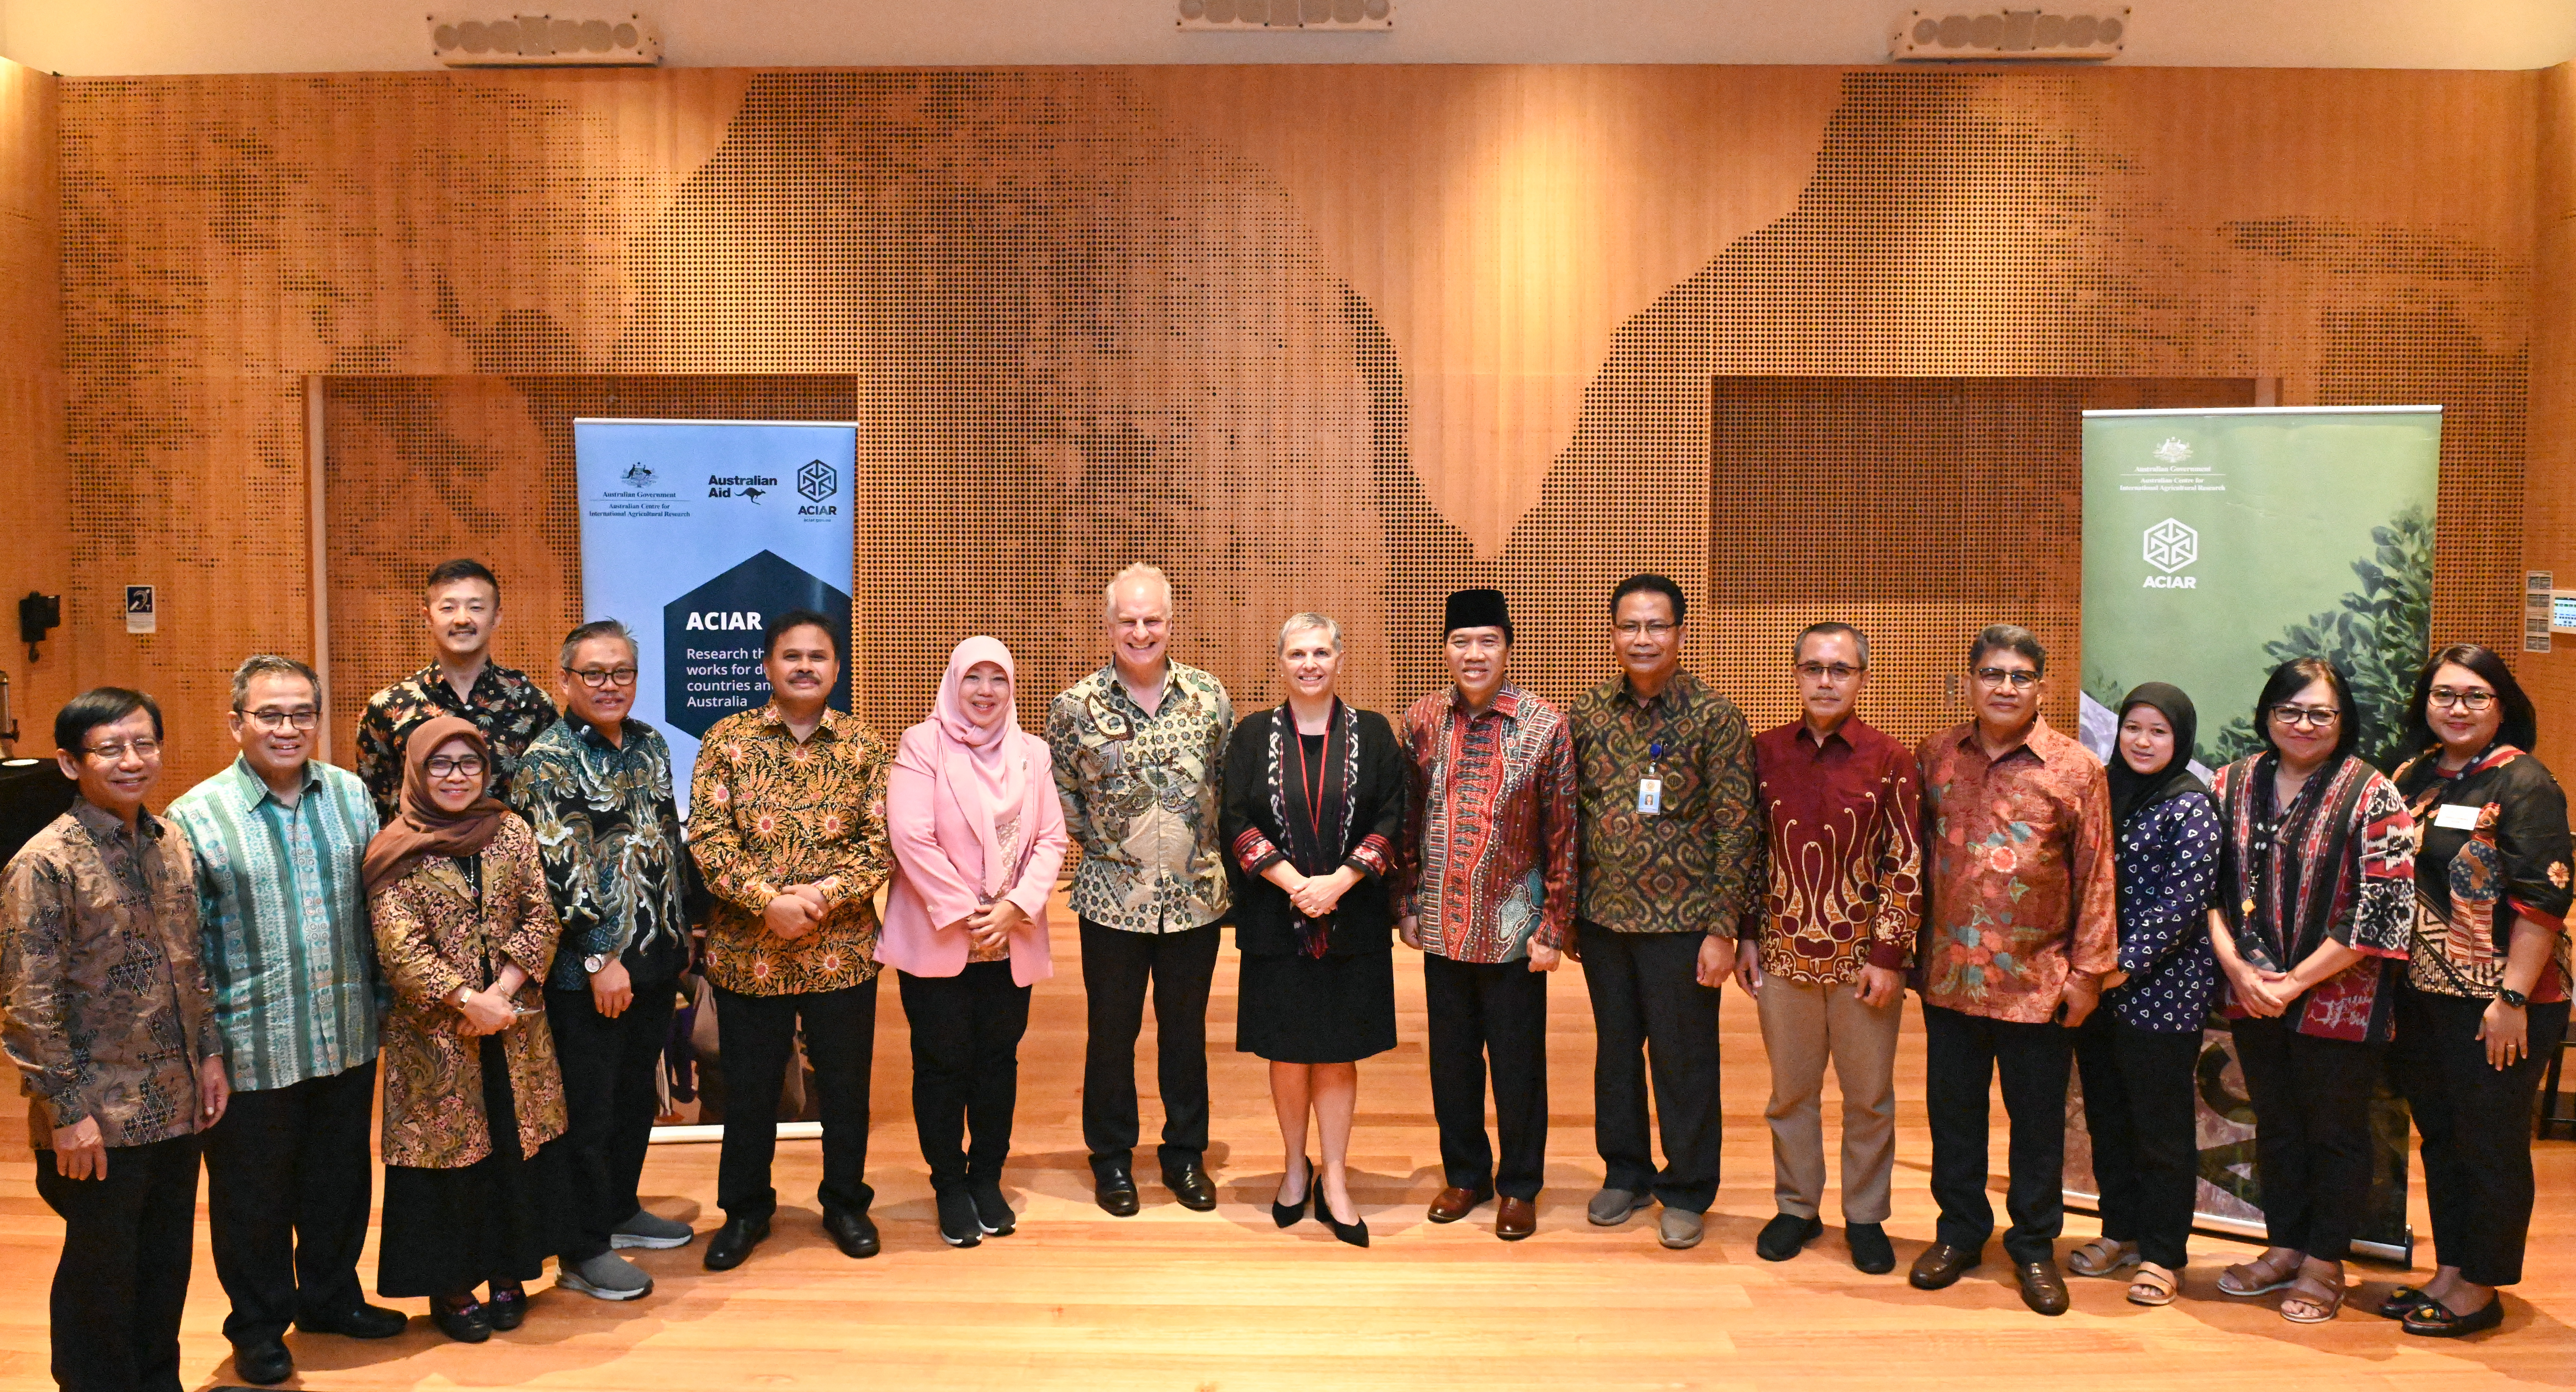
[1570,670,1763,936]
[687,703,892,996]
[1748,717,1924,986]
[1917,718,2117,1024]
[510,716,692,991]
[1047,660,1234,935]
[355,660,562,824]
[0,799,221,1148]
[1397,685,1579,964]
[2393,745,2572,1001]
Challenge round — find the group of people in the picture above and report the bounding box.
[1,556,2568,1392]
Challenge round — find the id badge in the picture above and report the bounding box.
[2433,803,2484,831]
[1636,777,1664,815]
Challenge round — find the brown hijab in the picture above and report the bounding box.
[360,715,511,894]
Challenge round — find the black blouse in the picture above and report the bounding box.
[1220,702,1404,956]
[2393,744,2575,1000]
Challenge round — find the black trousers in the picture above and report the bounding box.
[2390,987,2569,1287]
[202,1059,377,1347]
[1579,925,1722,1212]
[1078,918,1220,1177]
[2228,1014,2381,1262]
[1923,1002,2073,1265]
[2072,1013,2202,1269]
[34,1133,202,1392]
[714,977,878,1221]
[1424,953,1550,1201]
[548,974,681,1261]
[899,961,1033,1191]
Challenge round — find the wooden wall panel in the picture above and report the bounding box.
[2531,62,2576,765]
[52,65,2543,794]
[0,59,65,756]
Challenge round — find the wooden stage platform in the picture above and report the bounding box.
[4,910,2573,1391]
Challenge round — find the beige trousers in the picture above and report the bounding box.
[1755,976,1902,1224]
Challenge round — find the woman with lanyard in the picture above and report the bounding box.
[1219,613,1405,1247]
[364,716,576,1342]
[2064,683,2221,1307]
[2380,644,2573,1336]
[2205,657,2414,1324]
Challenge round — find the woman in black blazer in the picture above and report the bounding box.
[1221,612,1403,1247]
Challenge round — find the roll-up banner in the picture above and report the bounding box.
[577,418,858,1142]
[2070,405,2440,1262]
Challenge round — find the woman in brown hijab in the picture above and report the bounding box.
[365,716,580,1342]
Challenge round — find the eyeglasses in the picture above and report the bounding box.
[2427,687,2496,712]
[2269,705,2341,729]
[425,755,487,778]
[241,707,319,732]
[80,738,163,762]
[1614,621,1679,639]
[1973,667,2039,690]
[1795,662,1864,682]
[565,666,640,689]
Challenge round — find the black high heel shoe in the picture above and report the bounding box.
[1273,1158,1313,1228]
[1319,1190,1370,1249]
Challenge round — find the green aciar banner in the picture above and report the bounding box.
[2071,403,2440,1261]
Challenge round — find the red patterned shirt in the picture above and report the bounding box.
[1397,685,1578,964]
[1749,717,1924,986]
[1917,718,2117,1024]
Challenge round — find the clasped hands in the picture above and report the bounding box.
[948,896,1030,952]
[762,881,836,940]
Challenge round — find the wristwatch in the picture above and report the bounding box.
[584,953,613,975]
[2499,986,2531,1009]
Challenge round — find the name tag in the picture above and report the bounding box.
[2433,803,2483,831]
[1637,778,1664,815]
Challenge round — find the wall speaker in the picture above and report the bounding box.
[429,13,662,65]
[1888,8,2127,61]
[1176,0,1392,31]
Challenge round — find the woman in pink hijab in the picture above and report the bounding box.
[880,636,1068,1248]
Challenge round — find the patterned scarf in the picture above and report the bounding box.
[1264,699,1360,957]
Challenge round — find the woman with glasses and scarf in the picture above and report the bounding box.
[2379,644,2573,1337]
[2205,658,2414,1325]
[1220,613,1404,1248]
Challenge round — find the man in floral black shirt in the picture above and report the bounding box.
[353,558,560,823]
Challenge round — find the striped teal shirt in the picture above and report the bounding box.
[165,756,382,1092]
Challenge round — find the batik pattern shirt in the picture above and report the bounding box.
[1047,660,1234,935]
[2393,745,2573,1002]
[688,704,892,996]
[166,756,382,1092]
[510,716,692,991]
[1570,670,1762,936]
[2209,753,2414,1043]
[355,661,561,822]
[0,800,221,1149]
[1917,718,2117,1024]
[1397,685,1578,964]
[2106,792,2223,1033]
[1748,718,1924,986]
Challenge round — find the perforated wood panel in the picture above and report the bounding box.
[55,65,2541,793]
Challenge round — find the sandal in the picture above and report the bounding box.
[2218,1249,2303,1297]
[2069,1237,2141,1278]
[2401,1295,2504,1338]
[2374,1284,2439,1320]
[2127,1262,2179,1306]
[2279,1272,2346,1324]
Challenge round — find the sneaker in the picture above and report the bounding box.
[611,1209,696,1251]
[556,1251,654,1301]
[936,1188,984,1248]
[1657,1209,1705,1250]
[1586,1187,1650,1226]
[970,1182,1017,1237]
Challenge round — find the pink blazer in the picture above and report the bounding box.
[877,720,1066,987]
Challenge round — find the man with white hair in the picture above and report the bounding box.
[1048,563,1235,1217]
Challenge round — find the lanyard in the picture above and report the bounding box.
[1288,710,1335,853]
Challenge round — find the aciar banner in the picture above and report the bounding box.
[2069,404,2439,1260]
[575,418,858,819]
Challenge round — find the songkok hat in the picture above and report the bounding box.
[1444,587,1512,638]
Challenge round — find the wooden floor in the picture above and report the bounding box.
[7,906,2576,1390]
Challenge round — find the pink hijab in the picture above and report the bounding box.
[932,636,1034,895]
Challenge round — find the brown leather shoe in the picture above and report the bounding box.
[1908,1240,1981,1290]
[2018,1259,2071,1316]
[1496,1197,1537,1241]
[1426,1185,1491,1224]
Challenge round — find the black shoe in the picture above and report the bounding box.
[1847,1222,1896,1275]
[2403,1295,2505,1337]
[936,1188,984,1248]
[1319,1189,1369,1248]
[295,1301,410,1339]
[1163,1161,1218,1212]
[231,1340,292,1386]
[1094,1164,1141,1217]
[429,1295,491,1344]
[703,1214,770,1271]
[822,1205,882,1259]
[1274,1157,1313,1229]
[970,1182,1017,1236]
[2375,1284,2439,1320]
[1756,1212,1825,1262]
[485,1283,526,1331]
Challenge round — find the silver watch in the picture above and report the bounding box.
[584,953,613,974]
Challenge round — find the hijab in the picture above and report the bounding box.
[360,715,511,894]
[930,636,1034,896]
[2106,681,2207,831]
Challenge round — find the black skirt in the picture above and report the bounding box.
[377,1036,578,1298]
[1236,948,1397,1064]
